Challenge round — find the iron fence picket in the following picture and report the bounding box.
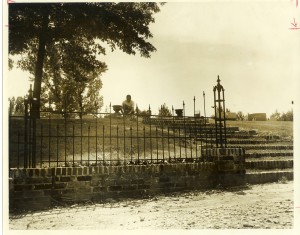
[102,125,105,163]
[48,115,51,167]
[73,124,75,165]
[56,125,59,167]
[40,125,43,167]
[117,125,119,163]
[137,114,140,163]
[130,126,133,163]
[88,125,90,165]
[80,116,83,165]
[143,126,146,161]
[167,126,170,161]
[96,117,98,165]
[17,131,20,168]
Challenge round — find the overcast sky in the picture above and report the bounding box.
[6,1,300,117]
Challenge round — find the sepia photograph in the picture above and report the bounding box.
[2,0,300,233]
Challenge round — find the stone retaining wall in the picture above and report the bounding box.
[9,160,245,212]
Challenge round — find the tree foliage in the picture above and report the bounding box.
[9,2,162,116]
[237,111,245,121]
[18,39,106,113]
[158,103,172,117]
[9,96,25,115]
[270,110,293,121]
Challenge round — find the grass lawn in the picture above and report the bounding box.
[226,121,293,138]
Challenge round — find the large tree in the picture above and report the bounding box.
[9,2,162,117]
[18,37,107,114]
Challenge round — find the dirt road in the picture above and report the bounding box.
[9,181,293,229]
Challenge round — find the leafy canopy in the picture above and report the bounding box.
[9,2,162,115]
[9,2,161,57]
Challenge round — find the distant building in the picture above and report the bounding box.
[248,113,267,121]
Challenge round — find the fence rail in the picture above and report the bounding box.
[9,110,225,168]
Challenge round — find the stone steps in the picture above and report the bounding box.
[245,152,293,158]
[198,138,284,144]
[227,145,293,150]
[245,160,293,170]
[245,170,293,184]
[246,156,293,161]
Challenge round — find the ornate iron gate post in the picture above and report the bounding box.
[213,76,227,148]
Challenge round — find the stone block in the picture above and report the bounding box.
[123,185,137,191]
[14,184,34,191]
[43,189,52,196]
[116,190,138,198]
[51,189,66,196]
[22,190,45,198]
[67,167,72,175]
[27,169,34,177]
[77,167,83,175]
[109,185,122,191]
[77,176,92,181]
[93,186,107,193]
[131,178,144,184]
[159,177,170,183]
[98,166,104,174]
[41,169,47,177]
[89,167,93,175]
[59,176,72,182]
[93,166,99,174]
[77,187,93,193]
[74,192,93,202]
[54,182,67,189]
[34,183,53,190]
[13,178,24,185]
[138,184,151,190]
[24,177,43,184]
[34,169,40,177]
[90,179,101,187]
[48,168,55,177]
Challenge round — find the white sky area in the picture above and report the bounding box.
[5,1,300,117]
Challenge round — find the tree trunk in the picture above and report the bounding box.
[32,9,50,118]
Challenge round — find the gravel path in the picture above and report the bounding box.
[9,181,293,230]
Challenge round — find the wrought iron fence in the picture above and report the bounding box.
[9,78,228,169]
[9,107,219,168]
